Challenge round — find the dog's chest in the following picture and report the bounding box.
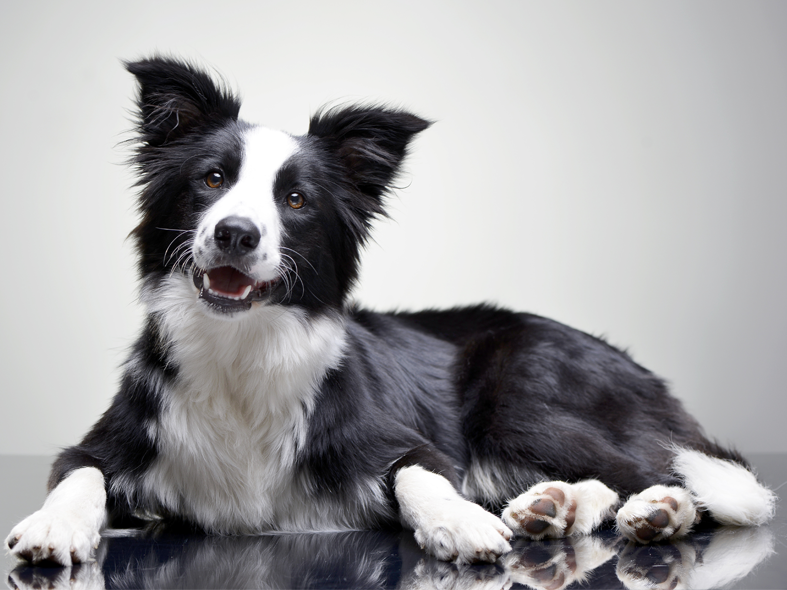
[142,293,347,532]
[147,374,306,533]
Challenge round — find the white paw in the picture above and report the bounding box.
[6,467,106,565]
[503,480,618,540]
[6,508,101,565]
[412,498,512,564]
[503,482,577,540]
[616,485,698,543]
[395,465,513,564]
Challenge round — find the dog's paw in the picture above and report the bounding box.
[503,480,618,540]
[503,483,577,540]
[6,508,100,566]
[396,465,512,564]
[616,485,698,543]
[413,498,513,564]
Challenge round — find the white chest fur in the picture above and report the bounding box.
[141,275,347,533]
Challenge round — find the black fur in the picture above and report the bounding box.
[51,56,744,535]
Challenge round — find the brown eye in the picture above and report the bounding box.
[205,170,224,188]
[287,192,305,209]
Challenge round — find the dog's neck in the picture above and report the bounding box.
[143,273,347,420]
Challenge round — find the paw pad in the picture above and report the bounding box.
[504,486,577,539]
[621,495,684,543]
[530,498,557,519]
[646,508,670,529]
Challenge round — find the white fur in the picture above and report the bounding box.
[194,126,299,281]
[460,457,507,502]
[460,455,541,505]
[136,273,385,533]
[673,448,776,526]
[503,479,619,539]
[571,480,621,533]
[394,465,512,564]
[6,467,107,565]
[616,484,697,542]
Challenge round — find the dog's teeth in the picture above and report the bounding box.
[200,271,255,301]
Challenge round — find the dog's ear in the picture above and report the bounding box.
[308,105,431,203]
[126,56,240,147]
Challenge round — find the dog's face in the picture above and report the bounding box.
[187,125,298,314]
[127,57,429,316]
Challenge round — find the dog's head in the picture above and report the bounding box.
[127,56,429,316]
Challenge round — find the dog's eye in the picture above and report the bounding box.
[205,171,224,189]
[287,192,305,209]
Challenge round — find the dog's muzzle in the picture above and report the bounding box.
[192,216,280,313]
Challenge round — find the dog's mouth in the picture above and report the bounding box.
[192,266,279,312]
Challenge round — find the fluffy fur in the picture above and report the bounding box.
[6,56,776,566]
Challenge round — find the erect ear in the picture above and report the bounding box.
[308,105,431,200]
[125,56,240,147]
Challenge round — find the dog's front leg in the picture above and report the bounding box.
[394,465,512,564]
[6,467,107,565]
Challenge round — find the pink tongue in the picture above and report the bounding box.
[208,267,256,296]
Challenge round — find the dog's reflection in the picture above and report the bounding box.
[8,530,399,590]
[616,526,775,590]
[501,535,622,590]
[7,525,775,590]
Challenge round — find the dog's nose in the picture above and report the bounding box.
[214,216,261,256]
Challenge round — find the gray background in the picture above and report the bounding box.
[1,1,785,455]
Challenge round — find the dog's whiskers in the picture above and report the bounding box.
[161,228,196,271]
[280,246,318,274]
[165,237,196,278]
[279,253,305,302]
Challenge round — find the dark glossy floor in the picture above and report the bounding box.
[2,455,785,589]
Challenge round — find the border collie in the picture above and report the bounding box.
[7,57,776,567]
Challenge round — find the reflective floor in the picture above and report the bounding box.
[2,455,785,589]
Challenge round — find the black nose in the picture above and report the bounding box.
[214,216,261,256]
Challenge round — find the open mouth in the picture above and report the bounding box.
[192,266,279,312]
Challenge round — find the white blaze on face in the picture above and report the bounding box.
[194,126,299,281]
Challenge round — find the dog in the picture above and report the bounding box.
[7,56,776,567]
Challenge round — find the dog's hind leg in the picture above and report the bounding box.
[6,467,106,565]
[615,484,699,542]
[502,479,619,540]
[616,448,776,543]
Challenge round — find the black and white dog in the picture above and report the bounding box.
[7,57,775,567]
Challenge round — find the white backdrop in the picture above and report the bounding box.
[1,1,785,455]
